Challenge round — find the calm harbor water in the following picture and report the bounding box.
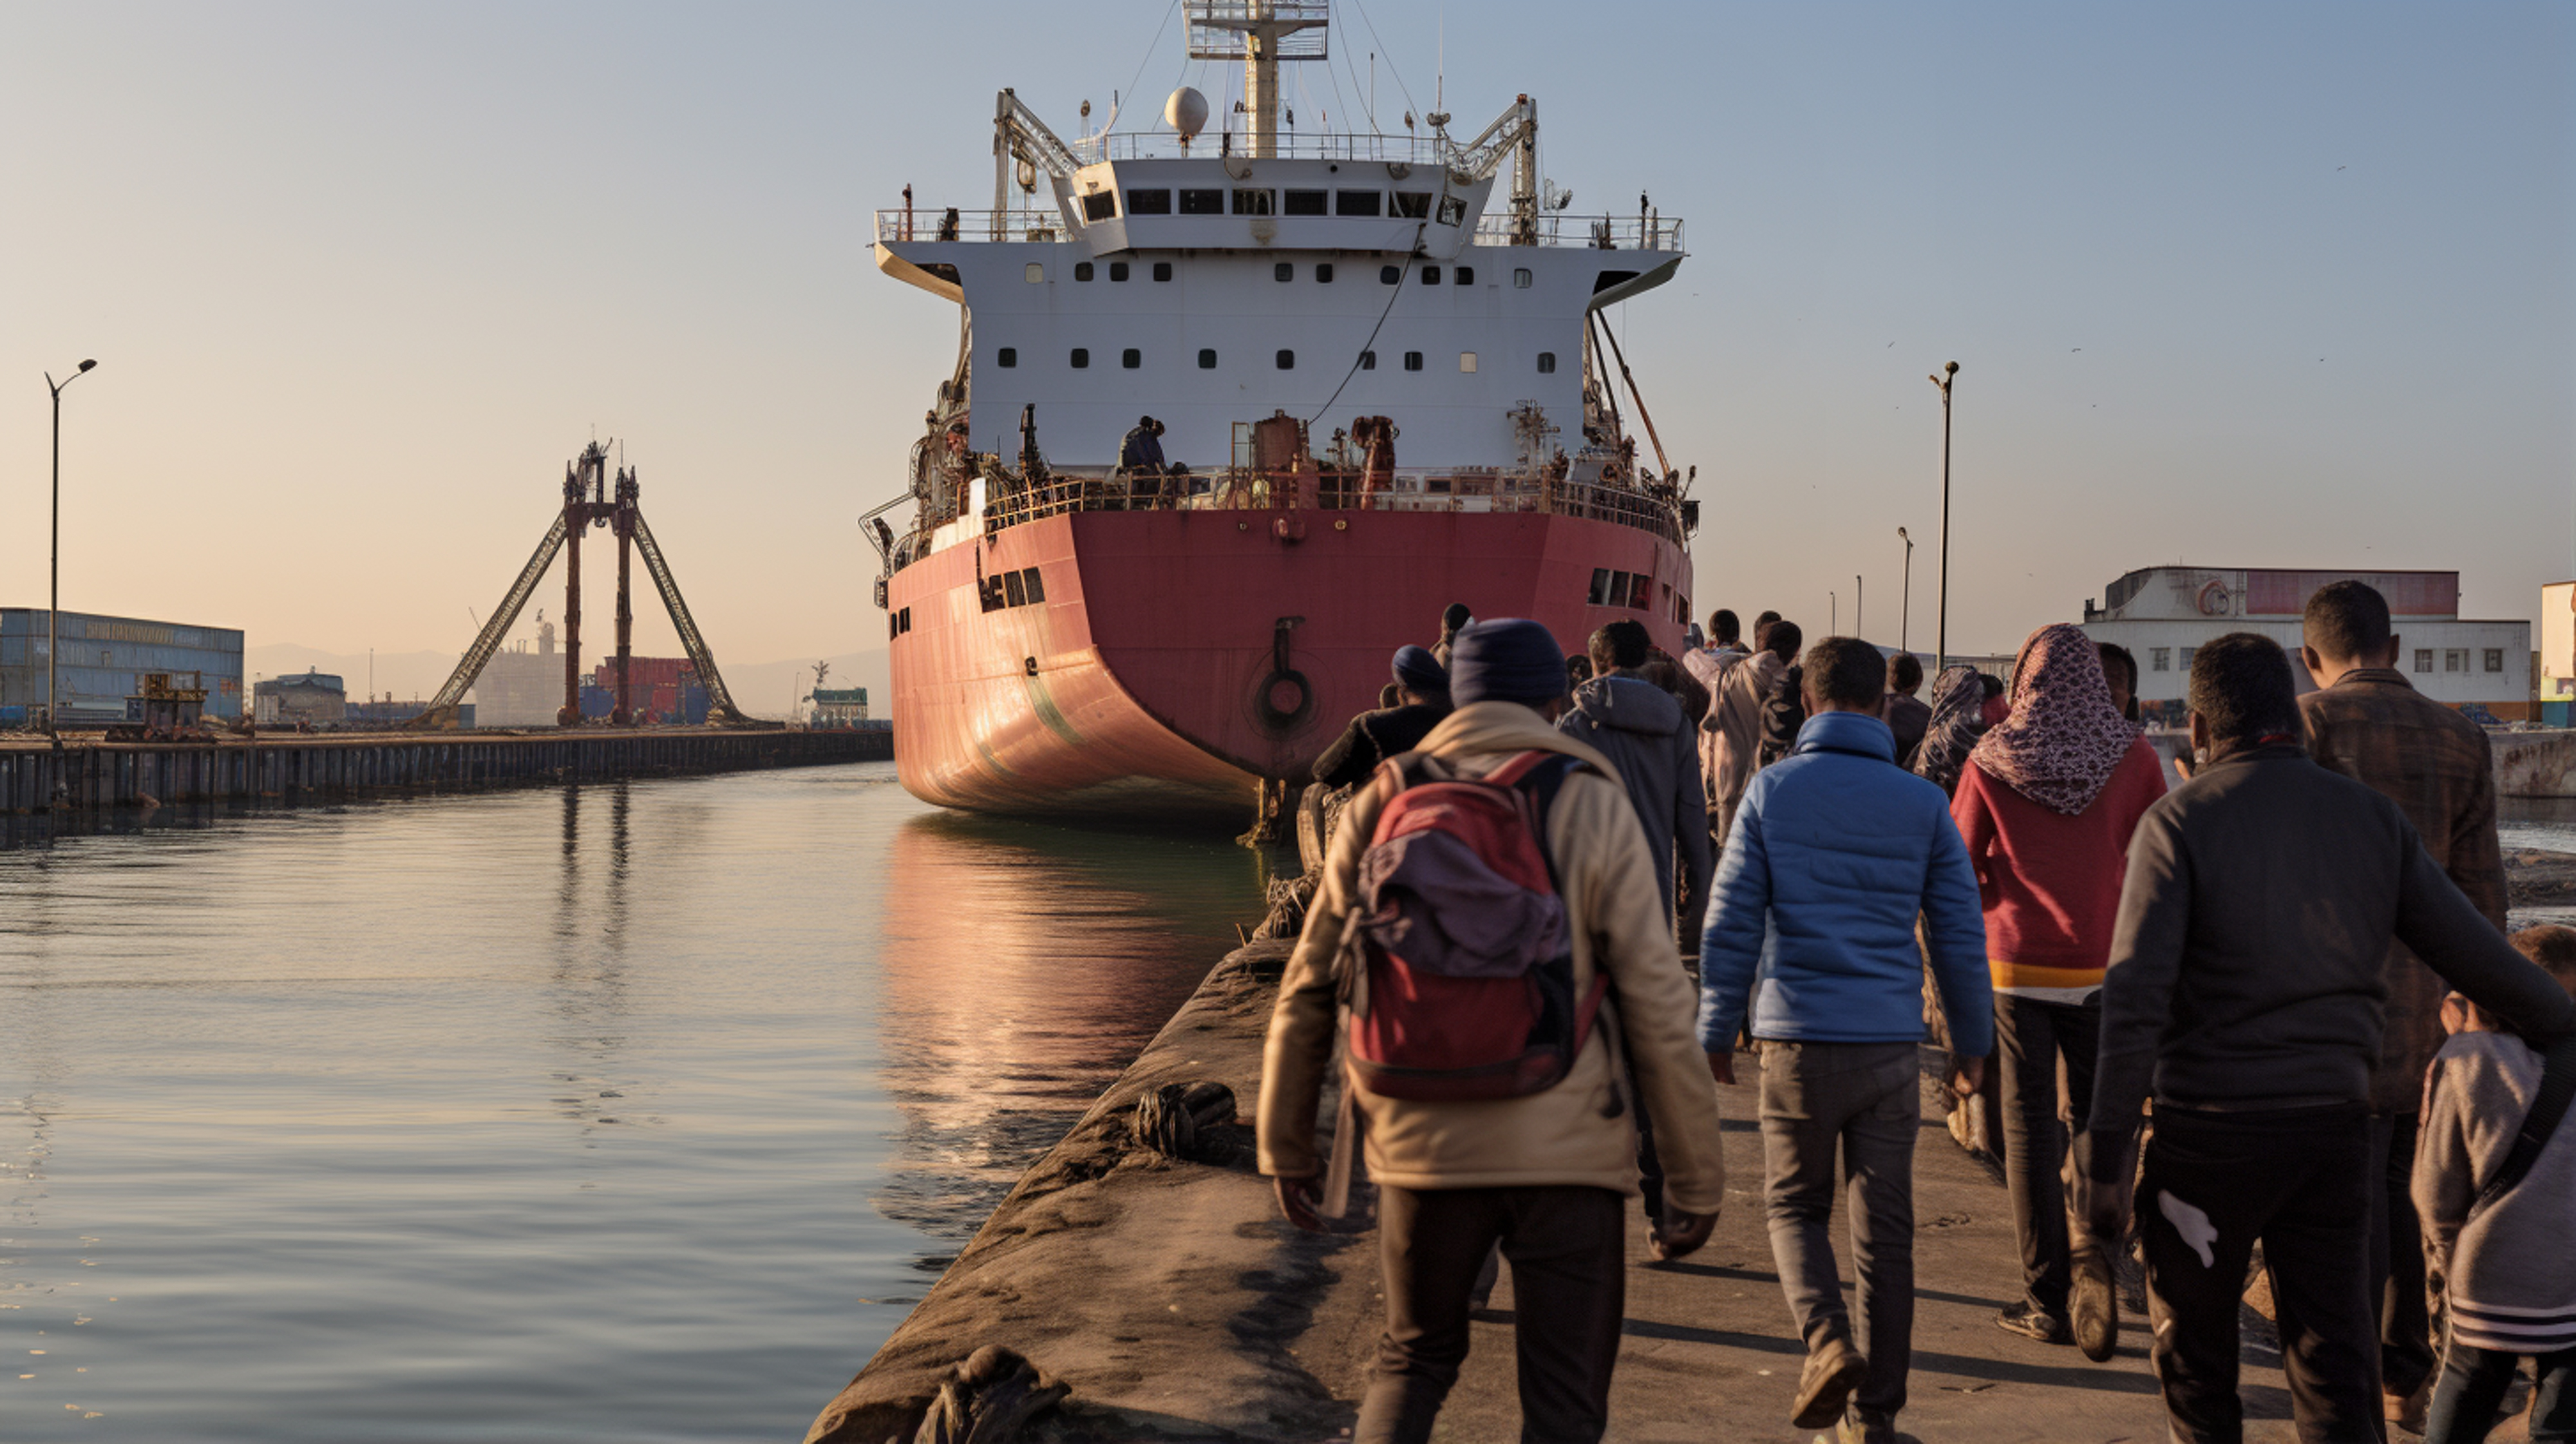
[0,763,1271,1441]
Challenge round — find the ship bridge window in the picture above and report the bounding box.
[998,347,1018,368]
[1274,262,1294,282]
[1513,268,1533,289]
[1285,189,1328,216]
[1021,567,1045,604]
[1233,188,1274,215]
[1403,351,1424,372]
[1025,263,1045,283]
[1588,569,1617,606]
[1536,352,1555,374]
[1004,571,1027,607]
[1379,264,1402,285]
[1074,261,1095,281]
[1336,190,1383,217]
[1316,263,1333,282]
[1122,348,1141,369]
[1152,261,1173,281]
[1421,265,1441,285]
[1198,348,1217,369]
[1391,191,1432,219]
[1125,188,1171,214]
[1070,348,1090,368]
[1179,189,1224,215]
[1081,192,1115,222]
[1437,196,1467,225]
[1628,574,1654,610]
[1454,266,1475,285]
[1109,261,1131,281]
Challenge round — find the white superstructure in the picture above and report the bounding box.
[871,0,1684,475]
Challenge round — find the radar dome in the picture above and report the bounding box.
[1165,86,1209,141]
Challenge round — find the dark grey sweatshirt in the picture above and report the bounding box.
[2086,743,2573,1155]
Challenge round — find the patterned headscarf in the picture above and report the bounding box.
[1968,623,2141,815]
[1911,665,1987,796]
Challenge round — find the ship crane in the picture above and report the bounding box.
[991,88,1084,238]
[1442,94,1541,245]
[411,442,750,730]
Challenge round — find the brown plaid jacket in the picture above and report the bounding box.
[2298,667,2506,1110]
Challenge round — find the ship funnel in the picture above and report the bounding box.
[1165,86,1209,141]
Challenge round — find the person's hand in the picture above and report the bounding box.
[1651,1206,1718,1262]
[1706,1049,1736,1086]
[1273,1173,1327,1233]
[1947,1054,1985,1098]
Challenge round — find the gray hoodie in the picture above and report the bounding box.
[2412,1030,2576,1354]
[1557,673,1712,944]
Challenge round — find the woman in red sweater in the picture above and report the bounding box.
[1951,622,2167,1347]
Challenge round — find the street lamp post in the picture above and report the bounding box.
[1897,526,1915,654]
[1855,574,1863,641]
[1830,591,1837,636]
[44,359,99,748]
[1927,361,1958,675]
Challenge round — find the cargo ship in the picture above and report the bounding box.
[868,1,1698,822]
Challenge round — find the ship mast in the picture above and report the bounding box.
[1187,1,1329,159]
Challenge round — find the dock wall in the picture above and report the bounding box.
[0,728,891,813]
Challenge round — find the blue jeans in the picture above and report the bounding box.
[2425,1344,2576,1444]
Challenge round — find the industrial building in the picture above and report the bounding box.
[809,687,871,728]
[472,616,563,728]
[2081,567,2531,723]
[253,669,347,727]
[0,608,245,726]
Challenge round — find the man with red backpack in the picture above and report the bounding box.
[1259,617,1728,1444]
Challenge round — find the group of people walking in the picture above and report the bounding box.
[1260,582,2576,1444]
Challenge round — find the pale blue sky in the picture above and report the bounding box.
[6,1,2568,683]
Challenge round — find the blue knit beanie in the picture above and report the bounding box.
[1448,619,1567,706]
[1390,645,1449,702]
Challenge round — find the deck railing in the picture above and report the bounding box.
[873,206,1685,252]
[960,468,1682,547]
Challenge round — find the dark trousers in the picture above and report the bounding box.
[2369,1109,2437,1398]
[2139,1102,2380,1443]
[1760,1040,1920,1426]
[1996,994,2105,1315]
[1356,1183,1628,1444]
[2425,1344,2576,1444]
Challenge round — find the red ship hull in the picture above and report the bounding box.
[887,509,1691,817]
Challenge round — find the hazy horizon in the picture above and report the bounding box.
[7,2,2568,670]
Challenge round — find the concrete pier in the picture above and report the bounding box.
[808,934,2516,1443]
[0,727,889,815]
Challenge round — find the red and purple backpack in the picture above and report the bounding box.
[1333,749,1609,1101]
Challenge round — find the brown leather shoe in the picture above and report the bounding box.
[2072,1246,2119,1363]
[1792,1336,1868,1430]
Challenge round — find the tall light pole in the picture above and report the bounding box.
[45,359,99,748]
[1830,590,1837,635]
[1928,361,1958,674]
[1897,526,1915,654]
[1855,574,1863,641]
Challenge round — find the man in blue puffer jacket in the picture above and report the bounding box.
[1698,635,1993,1444]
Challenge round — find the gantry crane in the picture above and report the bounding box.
[410,442,750,730]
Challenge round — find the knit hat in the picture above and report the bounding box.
[1448,619,1566,706]
[1390,645,1449,703]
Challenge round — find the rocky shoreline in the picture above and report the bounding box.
[2506,848,2576,914]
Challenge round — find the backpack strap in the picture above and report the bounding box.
[2472,1032,2576,1216]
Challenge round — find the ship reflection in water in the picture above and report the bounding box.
[0,763,1268,1443]
[871,807,1273,1252]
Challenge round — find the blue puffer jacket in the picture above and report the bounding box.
[1697,710,1994,1056]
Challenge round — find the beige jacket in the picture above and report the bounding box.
[1256,701,1727,1209]
[1709,651,1785,815]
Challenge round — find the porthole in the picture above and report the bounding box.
[1275,262,1294,282]
[1109,261,1130,281]
[1025,263,1045,283]
[1315,263,1334,283]
[1122,348,1141,369]
[1359,350,1376,370]
[1403,351,1424,372]
[1459,352,1478,374]
[1421,265,1441,285]
[1537,352,1555,374]
[1380,265,1401,285]
[1074,261,1095,281]
[1198,348,1217,369]
[1454,266,1475,286]
[1513,268,1533,289]
[998,347,1018,368]
[1070,348,1090,368]
[1276,350,1296,370]
[1152,261,1173,282]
